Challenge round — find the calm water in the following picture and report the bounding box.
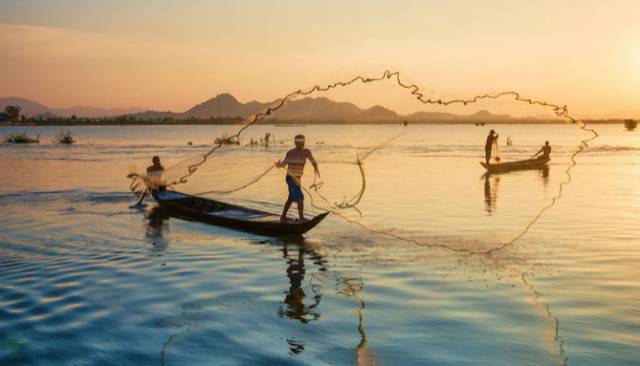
[0,124,638,365]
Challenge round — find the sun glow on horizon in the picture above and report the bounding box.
[1,1,639,119]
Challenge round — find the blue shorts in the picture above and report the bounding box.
[286,175,304,202]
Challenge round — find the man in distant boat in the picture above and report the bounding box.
[534,141,551,160]
[485,129,499,164]
[276,135,320,222]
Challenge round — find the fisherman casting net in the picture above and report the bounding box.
[128,70,598,254]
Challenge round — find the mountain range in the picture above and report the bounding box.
[135,93,518,122]
[1,94,534,122]
[0,97,144,118]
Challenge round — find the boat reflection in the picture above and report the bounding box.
[483,166,551,214]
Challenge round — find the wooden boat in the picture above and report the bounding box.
[481,157,549,173]
[151,190,329,236]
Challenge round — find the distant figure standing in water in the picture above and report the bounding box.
[276,135,320,222]
[485,129,499,164]
[264,132,272,146]
[534,141,552,160]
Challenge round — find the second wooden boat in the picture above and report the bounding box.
[481,157,549,173]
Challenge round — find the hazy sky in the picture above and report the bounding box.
[1,0,639,118]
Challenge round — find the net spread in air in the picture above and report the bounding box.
[128,70,599,255]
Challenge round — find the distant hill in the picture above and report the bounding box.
[360,105,400,121]
[406,110,513,122]
[0,97,144,118]
[185,93,271,119]
[136,93,525,122]
[268,97,362,121]
[122,110,181,120]
[51,106,145,118]
[0,97,50,116]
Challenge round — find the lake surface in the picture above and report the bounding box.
[0,123,638,365]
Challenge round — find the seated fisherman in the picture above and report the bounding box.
[534,141,551,160]
[146,155,165,189]
[147,156,164,175]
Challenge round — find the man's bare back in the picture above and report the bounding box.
[281,148,317,178]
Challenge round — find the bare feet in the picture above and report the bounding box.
[281,216,308,223]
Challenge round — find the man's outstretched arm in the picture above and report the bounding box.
[276,152,289,168]
[307,150,320,177]
[533,146,544,157]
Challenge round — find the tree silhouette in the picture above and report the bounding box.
[4,105,21,122]
[624,119,637,131]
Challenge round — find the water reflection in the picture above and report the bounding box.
[541,166,550,191]
[278,240,326,325]
[483,174,500,214]
[145,206,170,247]
[272,238,375,362]
[483,167,551,214]
[337,276,376,365]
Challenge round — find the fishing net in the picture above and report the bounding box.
[128,70,599,255]
[492,137,501,162]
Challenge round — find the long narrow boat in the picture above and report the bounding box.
[480,157,549,173]
[151,190,329,236]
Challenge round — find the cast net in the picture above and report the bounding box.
[128,70,598,254]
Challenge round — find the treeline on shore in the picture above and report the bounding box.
[2,117,637,126]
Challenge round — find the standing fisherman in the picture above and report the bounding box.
[276,135,320,222]
[485,129,499,164]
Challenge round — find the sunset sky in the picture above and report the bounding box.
[1,0,639,118]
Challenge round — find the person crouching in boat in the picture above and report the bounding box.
[534,141,551,160]
[130,156,165,207]
[485,129,499,164]
[276,135,320,222]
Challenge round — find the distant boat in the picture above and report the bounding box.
[480,157,549,173]
[152,190,328,236]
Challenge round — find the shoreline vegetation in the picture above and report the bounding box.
[3,132,40,143]
[54,130,75,144]
[0,116,632,127]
